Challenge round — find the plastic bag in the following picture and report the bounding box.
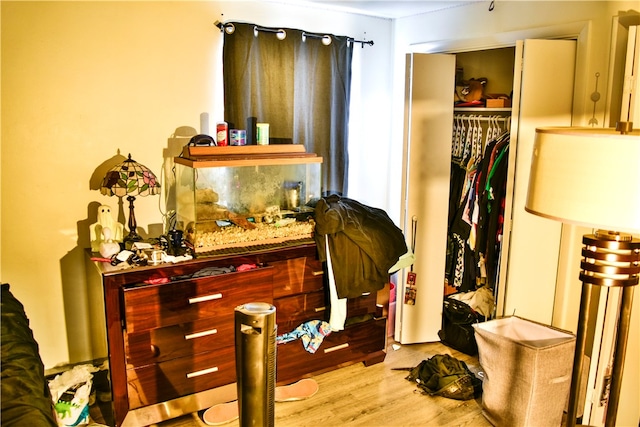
[48,364,98,427]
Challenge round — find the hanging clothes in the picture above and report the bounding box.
[446,114,510,293]
[478,140,510,285]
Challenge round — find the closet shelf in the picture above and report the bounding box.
[454,107,512,112]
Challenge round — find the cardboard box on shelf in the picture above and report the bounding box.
[485,98,511,108]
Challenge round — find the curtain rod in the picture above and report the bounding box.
[215,21,374,47]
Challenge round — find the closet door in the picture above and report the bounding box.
[500,39,576,323]
[398,39,576,344]
[398,53,455,344]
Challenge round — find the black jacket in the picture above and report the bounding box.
[314,195,407,299]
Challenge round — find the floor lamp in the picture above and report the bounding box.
[524,125,640,426]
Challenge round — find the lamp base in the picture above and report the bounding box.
[123,231,143,245]
[566,232,640,427]
[594,229,632,242]
[124,195,142,248]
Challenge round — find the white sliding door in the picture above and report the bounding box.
[502,39,576,323]
[397,53,455,343]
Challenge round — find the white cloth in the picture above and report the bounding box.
[325,235,347,331]
[388,249,415,274]
[449,286,495,318]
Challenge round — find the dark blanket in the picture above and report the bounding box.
[1,283,57,427]
[314,195,407,298]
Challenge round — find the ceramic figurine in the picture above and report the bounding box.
[90,205,124,252]
[99,227,121,258]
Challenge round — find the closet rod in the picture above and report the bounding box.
[215,21,374,47]
[454,115,511,122]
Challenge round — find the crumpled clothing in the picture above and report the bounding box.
[144,277,170,285]
[276,320,332,353]
[314,195,407,299]
[236,263,257,272]
[404,354,482,400]
[191,266,236,277]
[448,286,495,319]
[171,265,236,281]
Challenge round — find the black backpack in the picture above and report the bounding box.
[438,296,485,355]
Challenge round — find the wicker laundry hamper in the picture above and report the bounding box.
[473,316,575,427]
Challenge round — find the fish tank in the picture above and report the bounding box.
[174,145,322,254]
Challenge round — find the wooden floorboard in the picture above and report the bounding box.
[151,340,490,427]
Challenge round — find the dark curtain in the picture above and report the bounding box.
[223,22,353,196]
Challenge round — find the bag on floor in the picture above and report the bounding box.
[404,354,482,400]
[438,296,484,355]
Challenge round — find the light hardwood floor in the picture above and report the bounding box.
[153,340,490,427]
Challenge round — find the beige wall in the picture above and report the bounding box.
[0,0,392,369]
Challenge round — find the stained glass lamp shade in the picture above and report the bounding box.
[100,154,160,243]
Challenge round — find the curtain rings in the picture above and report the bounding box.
[253,25,287,40]
[301,32,332,45]
[214,21,235,34]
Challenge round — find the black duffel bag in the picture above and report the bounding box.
[438,296,485,355]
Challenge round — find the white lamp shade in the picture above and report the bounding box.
[525,127,640,233]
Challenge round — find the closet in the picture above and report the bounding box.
[397,39,576,344]
[445,47,515,298]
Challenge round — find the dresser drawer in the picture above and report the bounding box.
[125,315,235,367]
[347,292,378,317]
[127,345,236,409]
[276,318,386,385]
[123,267,273,332]
[274,290,379,335]
[272,257,324,298]
[274,290,327,334]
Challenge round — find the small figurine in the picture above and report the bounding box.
[90,205,124,252]
[99,227,121,258]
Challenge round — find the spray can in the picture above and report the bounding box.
[216,122,229,146]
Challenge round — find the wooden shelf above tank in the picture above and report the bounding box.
[177,144,322,168]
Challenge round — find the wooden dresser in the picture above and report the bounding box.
[87,241,387,426]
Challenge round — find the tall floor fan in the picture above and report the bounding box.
[234,302,277,427]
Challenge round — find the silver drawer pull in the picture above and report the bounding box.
[188,293,223,304]
[324,343,349,353]
[186,366,219,378]
[185,328,218,340]
[311,270,324,276]
[314,306,327,312]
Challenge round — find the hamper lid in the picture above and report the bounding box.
[473,316,575,349]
